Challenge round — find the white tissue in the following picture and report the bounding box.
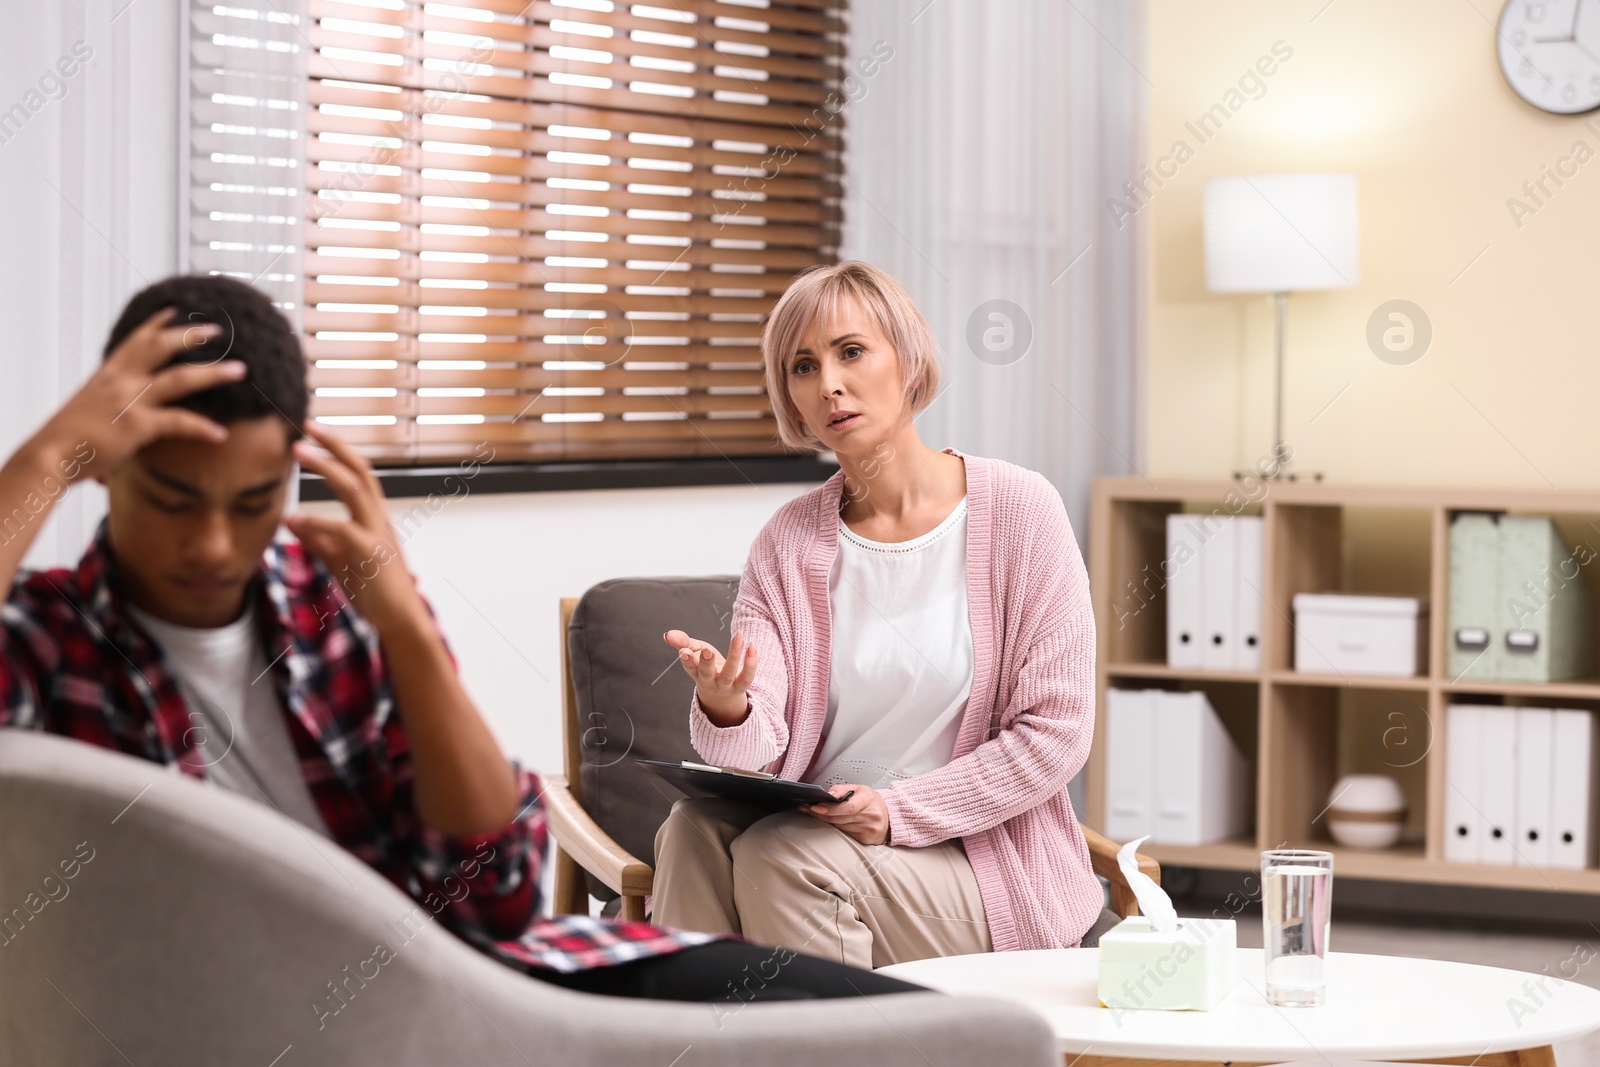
[1116,835,1177,933]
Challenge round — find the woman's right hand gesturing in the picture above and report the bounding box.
[662,629,757,728]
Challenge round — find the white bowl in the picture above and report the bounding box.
[1329,773,1406,812]
[1325,773,1407,850]
[1327,819,1405,849]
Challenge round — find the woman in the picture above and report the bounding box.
[655,261,1102,970]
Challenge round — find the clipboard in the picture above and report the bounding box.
[636,759,853,811]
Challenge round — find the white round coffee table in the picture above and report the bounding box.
[879,948,1600,1066]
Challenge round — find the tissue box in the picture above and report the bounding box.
[1097,916,1237,1013]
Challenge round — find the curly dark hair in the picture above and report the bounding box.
[103,274,308,437]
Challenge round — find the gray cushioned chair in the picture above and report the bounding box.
[546,577,1157,939]
[0,729,1060,1066]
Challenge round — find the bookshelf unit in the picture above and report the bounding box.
[1085,476,1600,895]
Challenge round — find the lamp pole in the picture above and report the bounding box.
[1236,290,1319,483]
[1272,290,1287,480]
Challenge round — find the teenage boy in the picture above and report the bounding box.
[0,275,921,1004]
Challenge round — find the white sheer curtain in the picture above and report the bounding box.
[841,0,1145,545]
[0,0,182,569]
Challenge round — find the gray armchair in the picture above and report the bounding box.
[0,728,1059,1066]
[547,577,1156,934]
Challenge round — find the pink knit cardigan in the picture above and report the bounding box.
[688,448,1102,952]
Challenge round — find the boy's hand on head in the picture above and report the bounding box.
[284,423,423,634]
[26,308,242,478]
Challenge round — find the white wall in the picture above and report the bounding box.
[301,482,818,774]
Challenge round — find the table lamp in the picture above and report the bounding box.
[1204,173,1359,481]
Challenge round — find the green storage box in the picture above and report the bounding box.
[1497,515,1594,682]
[1447,513,1501,680]
[1448,512,1595,682]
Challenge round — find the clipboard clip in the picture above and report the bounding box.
[681,760,778,781]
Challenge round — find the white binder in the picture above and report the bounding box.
[1233,517,1264,672]
[1152,690,1250,846]
[1199,518,1237,672]
[1166,515,1204,669]
[1443,704,1484,863]
[1477,707,1519,865]
[1549,708,1598,870]
[1103,688,1156,842]
[1512,707,1553,868]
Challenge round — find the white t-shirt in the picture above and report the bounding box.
[127,601,332,837]
[808,497,975,789]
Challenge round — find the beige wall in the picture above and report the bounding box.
[1144,0,1600,487]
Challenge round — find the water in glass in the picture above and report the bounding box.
[1262,861,1331,1007]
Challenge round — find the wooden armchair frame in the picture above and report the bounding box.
[545,597,1159,925]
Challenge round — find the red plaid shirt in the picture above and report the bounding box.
[0,520,715,973]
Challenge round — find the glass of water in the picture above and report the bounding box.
[1261,849,1333,1007]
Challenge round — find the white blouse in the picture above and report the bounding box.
[807,497,975,789]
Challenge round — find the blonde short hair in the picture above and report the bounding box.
[762,261,942,451]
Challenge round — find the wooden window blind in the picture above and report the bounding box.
[302,0,847,464]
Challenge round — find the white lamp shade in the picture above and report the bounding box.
[1204,173,1360,293]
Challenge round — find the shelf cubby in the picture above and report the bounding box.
[1101,495,1263,669]
[1261,682,1431,853]
[1267,501,1434,674]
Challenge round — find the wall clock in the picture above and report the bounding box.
[1497,0,1600,113]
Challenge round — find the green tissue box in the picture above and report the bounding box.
[1096,916,1237,1015]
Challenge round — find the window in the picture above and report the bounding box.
[188,0,848,467]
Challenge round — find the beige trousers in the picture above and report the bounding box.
[651,797,992,970]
